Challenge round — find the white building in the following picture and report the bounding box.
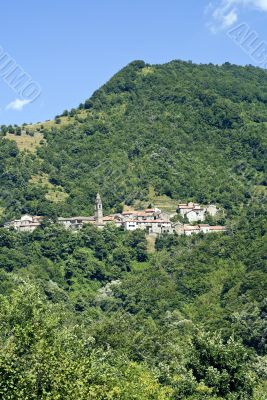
[177,203,205,222]
[183,225,201,236]
[5,215,43,232]
[58,216,95,230]
[123,219,173,234]
[198,224,210,234]
[183,224,226,236]
[121,208,161,222]
[177,202,218,223]
[185,207,205,222]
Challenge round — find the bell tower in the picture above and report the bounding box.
[95,193,103,224]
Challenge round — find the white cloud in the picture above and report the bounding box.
[233,0,267,11]
[207,0,267,31]
[224,9,239,25]
[213,7,238,28]
[6,98,30,111]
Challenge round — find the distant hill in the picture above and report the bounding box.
[0,60,266,221]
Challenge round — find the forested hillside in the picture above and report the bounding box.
[0,60,266,220]
[0,60,266,399]
[0,198,266,398]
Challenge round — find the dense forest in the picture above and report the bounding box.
[0,60,266,398]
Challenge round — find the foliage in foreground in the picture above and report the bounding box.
[0,282,259,399]
[0,199,265,398]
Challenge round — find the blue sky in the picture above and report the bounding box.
[0,0,266,125]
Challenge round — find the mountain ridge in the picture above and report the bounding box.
[0,59,266,222]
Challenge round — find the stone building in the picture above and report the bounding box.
[122,208,161,221]
[177,202,218,223]
[58,216,95,230]
[177,203,205,222]
[123,219,173,234]
[183,224,226,236]
[4,215,43,232]
[183,225,201,236]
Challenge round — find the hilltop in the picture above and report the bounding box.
[0,60,266,222]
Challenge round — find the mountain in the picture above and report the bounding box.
[0,60,266,399]
[0,60,266,221]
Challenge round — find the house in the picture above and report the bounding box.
[123,219,173,234]
[198,224,211,234]
[183,224,226,236]
[177,203,205,222]
[177,204,195,218]
[103,215,124,228]
[58,215,123,231]
[177,202,219,223]
[186,207,205,222]
[183,225,201,236]
[121,208,161,222]
[5,215,43,232]
[58,216,94,230]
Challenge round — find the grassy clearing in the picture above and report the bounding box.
[5,132,44,153]
[123,205,136,212]
[24,109,89,133]
[30,174,68,203]
[147,186,177,213]
[152,195,178,213]
[123,187,177,214]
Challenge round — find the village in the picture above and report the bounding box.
[4,194,226,236]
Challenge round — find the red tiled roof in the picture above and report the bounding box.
[150,220,170,223]
[136,213,153,217]
[184,225,200,231]
[103,216,115,221]
[125,219,170,224]
[20,222,40,226]
[123,211,156,217]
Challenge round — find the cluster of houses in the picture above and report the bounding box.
[4,194,226,236]
[177,202,218,222]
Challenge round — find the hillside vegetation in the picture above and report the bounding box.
[0,60,266,399]
[0,60,266,220]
